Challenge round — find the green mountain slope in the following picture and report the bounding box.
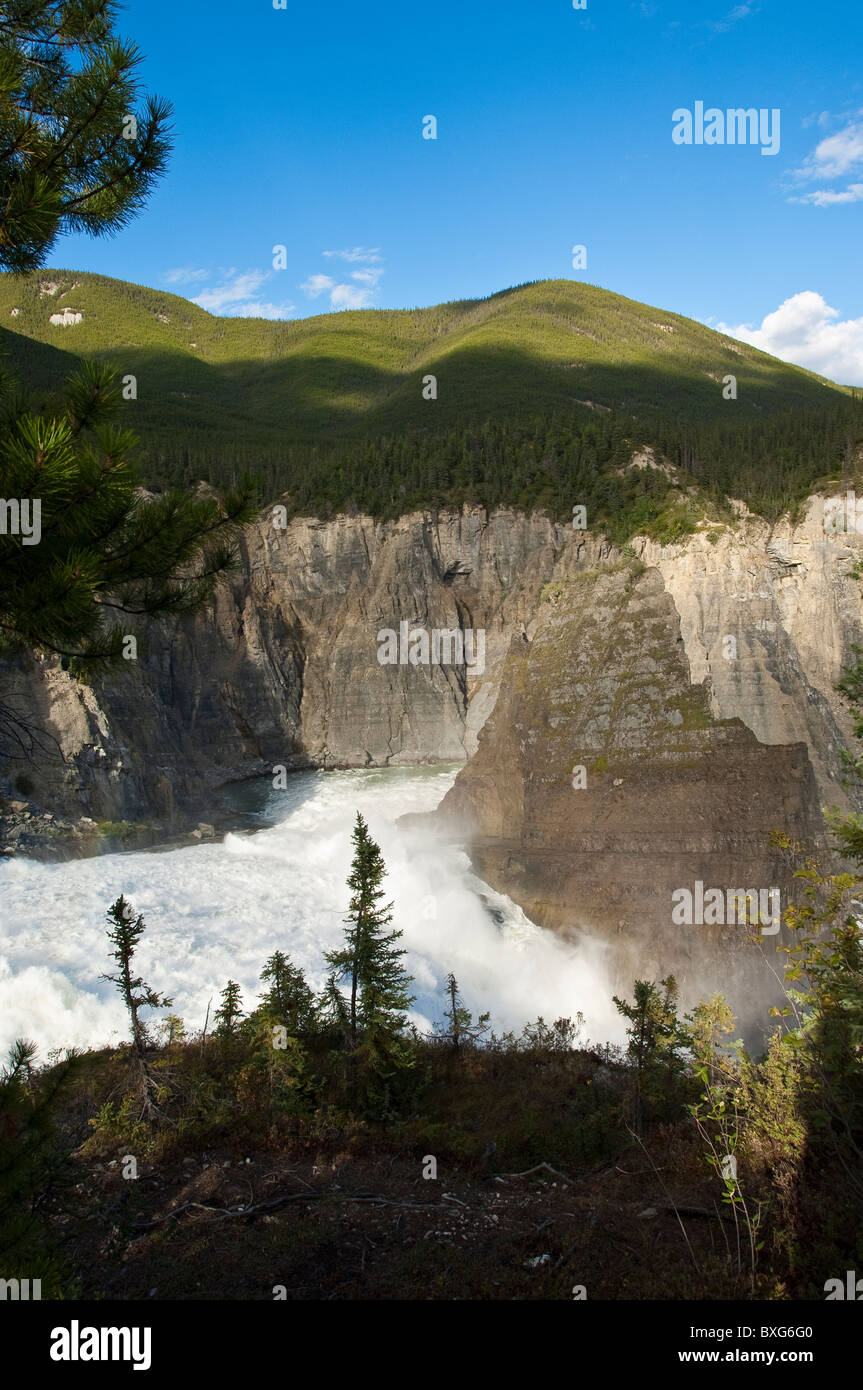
[0,271,859,533]
[0,271,847,437]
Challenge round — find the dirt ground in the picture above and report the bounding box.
[58,1144,767,1301]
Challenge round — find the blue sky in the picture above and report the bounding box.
[55,0,863,383]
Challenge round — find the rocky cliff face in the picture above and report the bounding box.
[3,496,861,1023]
[428,553,825,1027]
[639,498,863,815]
[1,508,576,822]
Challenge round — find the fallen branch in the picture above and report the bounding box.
[492,1162,579,1187]
[493,1159,620,1188]
[651,1198,724,1219]
[132,1189,473,1230]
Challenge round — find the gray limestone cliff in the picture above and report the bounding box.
[2,495,861,1024]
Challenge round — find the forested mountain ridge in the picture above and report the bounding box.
[2,271,861,531]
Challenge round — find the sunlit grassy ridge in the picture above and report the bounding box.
[1,272,859,532]
[1,271,846,433]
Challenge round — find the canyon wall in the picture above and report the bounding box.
[3,496,862,1024]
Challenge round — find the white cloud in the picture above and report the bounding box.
[790,117,863,206]
[191,269,294,319]
[224,300,297,320]
[801,110,832,130]
[299,273,336,298]
[299,250,386,311]
[163,266,210,286]
[350,267,383,287]
[717,291,863,386]
[710,4,752,33]
[796,182,863,207]
[329,284,375,309]
[796,120,863,180]
[193,269,267,312]
[322,246,382,264]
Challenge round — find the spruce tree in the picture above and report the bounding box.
[258,951,316,1033]
[323,812,415,1108]
[101,894,171,1118]
[0,0,173,272]
[318,974,350,1038]
[102,895,171,1056]
[613,975,689,1131]
[435,972,490,1053]
[213,980,244,1039]
[324,813,414,1046]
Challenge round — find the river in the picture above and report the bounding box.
[0,764,621,1058]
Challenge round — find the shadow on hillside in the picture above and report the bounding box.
[3,323,843,448]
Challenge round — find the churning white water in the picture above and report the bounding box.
[0,765,622,1059]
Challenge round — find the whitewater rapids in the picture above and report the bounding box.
[0,765,621,1059]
